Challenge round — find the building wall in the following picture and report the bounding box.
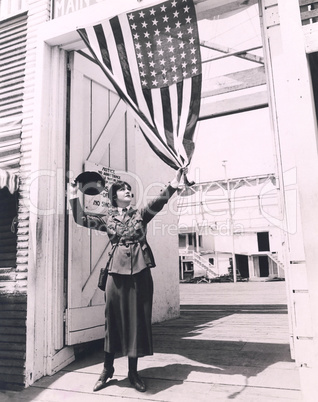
[0,0,50,390]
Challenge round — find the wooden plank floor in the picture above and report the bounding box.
[2,281,303,401]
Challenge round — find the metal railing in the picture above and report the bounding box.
[180,249,218,278]
[299,0,318,25]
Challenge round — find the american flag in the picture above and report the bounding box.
[78,0,202,170]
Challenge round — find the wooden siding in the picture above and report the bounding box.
[0,0,50,391]
[0,293,26,391]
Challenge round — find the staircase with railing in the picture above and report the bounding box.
[180,249,218,279]
[299,0,318,25]
[266,252,285,276]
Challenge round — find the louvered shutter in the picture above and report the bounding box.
[0,12,27,277]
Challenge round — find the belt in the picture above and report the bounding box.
[118,240,139,247]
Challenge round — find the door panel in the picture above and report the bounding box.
[66,51,126,345]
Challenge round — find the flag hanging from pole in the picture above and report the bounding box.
[77,0,202,170]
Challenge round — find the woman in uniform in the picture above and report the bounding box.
[69,168,185,393]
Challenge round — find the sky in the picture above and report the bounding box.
[188,108,276,183]
[187,3,276,183]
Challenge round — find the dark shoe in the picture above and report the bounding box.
[128,370,146,392]
[93,367,114,392]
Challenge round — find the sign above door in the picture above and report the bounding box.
[52,0,102,18]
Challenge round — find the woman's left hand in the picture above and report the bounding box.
[176,167,188,182]
[171,167,188,188]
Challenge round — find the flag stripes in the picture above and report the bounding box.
[77,0,202,170]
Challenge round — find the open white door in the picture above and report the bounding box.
[65,51,128,345]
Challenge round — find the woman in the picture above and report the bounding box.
[69,168,185,393]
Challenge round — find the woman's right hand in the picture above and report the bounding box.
[69,180,78,199]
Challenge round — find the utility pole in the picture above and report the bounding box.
[222,160,237,283]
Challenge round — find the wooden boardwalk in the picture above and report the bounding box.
[2,281,303,401]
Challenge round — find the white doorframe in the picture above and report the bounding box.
[25,41,73,385]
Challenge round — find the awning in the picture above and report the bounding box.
[0,118,21,193]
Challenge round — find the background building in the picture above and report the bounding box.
[178,174,285,281]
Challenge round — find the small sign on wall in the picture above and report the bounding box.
[83,161,120,215]
[52,0,103,19]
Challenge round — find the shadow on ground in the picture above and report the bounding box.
[2,303,296,401]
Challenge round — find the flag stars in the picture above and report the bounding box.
[129,0,201,89]
[192,67,198,74]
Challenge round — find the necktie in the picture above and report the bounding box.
[122,208,127,216]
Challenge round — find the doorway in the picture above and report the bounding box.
[257,232,270,252]
[236,254,249,279]
[259,255,269,277]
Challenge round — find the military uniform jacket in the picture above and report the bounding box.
[69,185,177,275]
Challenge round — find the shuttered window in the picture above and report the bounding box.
[0,12,27,280]
[0,12,27,122]
[0,1,27,20]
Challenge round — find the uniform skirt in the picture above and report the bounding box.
[104,268,154,357]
